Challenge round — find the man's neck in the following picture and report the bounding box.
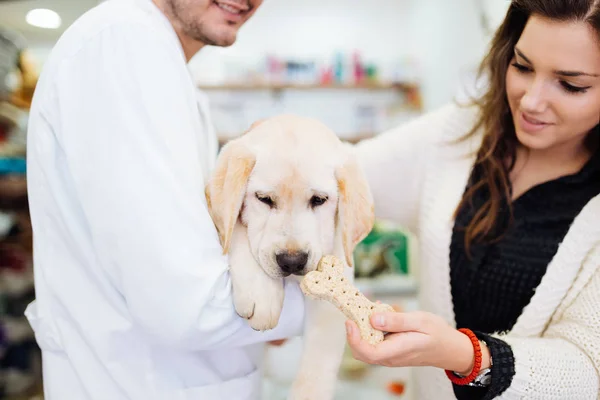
[152,0,204,62]
[174,31,204,62]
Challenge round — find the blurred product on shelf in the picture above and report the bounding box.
[0,157,37,399]
[1,27,35,160]
[0,206,38,399]
[10,51,39,111]
[387,381,406,396]
[0,27,41,399]
[353,220,413,278]
[0,102,27,159]
[209,50,420,88]
[0,29,26,102]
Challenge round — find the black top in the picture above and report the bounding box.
[449,149,600,400]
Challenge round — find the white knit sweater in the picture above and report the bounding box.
[355,103,600,400]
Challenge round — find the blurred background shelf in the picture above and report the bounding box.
[203,78,423,147]
[355,275,418,298]
[198,82,420,92]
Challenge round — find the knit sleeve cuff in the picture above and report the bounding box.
[475,331,516,400]
[451,332,516,400]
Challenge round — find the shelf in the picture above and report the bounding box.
[199,81,423,112]
[198,82,419,92]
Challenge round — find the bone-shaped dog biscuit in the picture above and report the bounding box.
[300,255,394,345]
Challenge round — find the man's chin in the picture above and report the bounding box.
[197,29,238,47]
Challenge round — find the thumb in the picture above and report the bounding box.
[371,311,423,333]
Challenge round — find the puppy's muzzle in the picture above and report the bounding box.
[276,251,309,275]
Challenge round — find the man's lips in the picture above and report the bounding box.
[214,0,249,14]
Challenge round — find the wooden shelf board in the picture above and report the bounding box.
[198,82,419,92]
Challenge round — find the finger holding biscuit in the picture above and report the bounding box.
[345,310,488,377]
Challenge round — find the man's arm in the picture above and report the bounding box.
[52,23,304,350]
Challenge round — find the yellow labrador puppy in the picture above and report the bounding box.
[205,115,374,399]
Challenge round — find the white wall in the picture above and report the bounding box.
[481,0,511,35]
[406,0,490,110]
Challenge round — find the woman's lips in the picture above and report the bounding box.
[519,111,551,133]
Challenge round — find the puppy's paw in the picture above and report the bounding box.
[233,273,284,331]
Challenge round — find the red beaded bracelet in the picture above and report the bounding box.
[445,328,483,386]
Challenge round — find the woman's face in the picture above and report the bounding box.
[506,15,600,152]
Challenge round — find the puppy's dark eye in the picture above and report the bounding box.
[256,193,275,208]
[310,196,327,208]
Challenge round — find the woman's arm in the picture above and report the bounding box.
[489,258,600,399]
[345,262,600,399]
[353,103,477,234]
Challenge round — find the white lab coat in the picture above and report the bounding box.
[24,0,305,399]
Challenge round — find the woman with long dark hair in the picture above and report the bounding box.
[348,1,600,399]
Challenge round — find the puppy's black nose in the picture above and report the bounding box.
[276,251,309,275]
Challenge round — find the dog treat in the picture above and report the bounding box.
[300,255,395,345]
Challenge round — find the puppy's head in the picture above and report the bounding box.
[206,115,374,278]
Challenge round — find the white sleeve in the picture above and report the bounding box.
[52,23,305,351]
[352,105,463,234]
[493,256,600,399]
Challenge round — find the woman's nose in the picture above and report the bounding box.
[520,79,548,113]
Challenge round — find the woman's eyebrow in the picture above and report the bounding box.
[515,47,599,77]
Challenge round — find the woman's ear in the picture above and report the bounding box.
[205,141,256,254]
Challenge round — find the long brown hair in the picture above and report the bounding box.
[456,0,600,255]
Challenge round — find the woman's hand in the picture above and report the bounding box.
[345,310,490,375]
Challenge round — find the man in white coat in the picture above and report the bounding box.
[24,0,306,399]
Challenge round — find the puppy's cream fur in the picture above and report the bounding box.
[205,115,374,399]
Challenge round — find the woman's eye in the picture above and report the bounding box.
[310,196,327,208]
[560,81,589,94]
[511,62,531,73]
[256,193,275,208]
[511,59,591,94]
[511,62,590,94]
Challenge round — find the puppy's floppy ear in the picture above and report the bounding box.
[243,119,267,135]
[205,141,256,254]
[335,153,375,268]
